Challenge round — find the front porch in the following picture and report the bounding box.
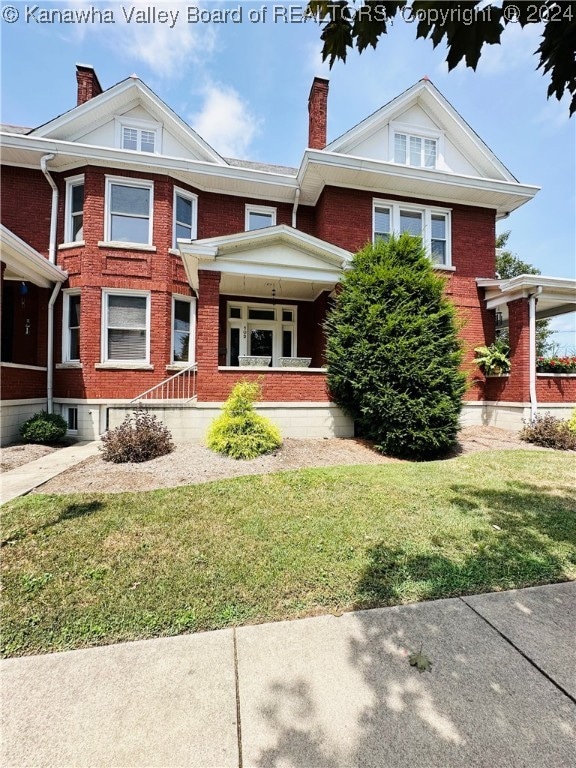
[178,225,350,404]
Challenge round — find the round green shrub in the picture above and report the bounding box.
[568,408,576,435]
[325,233,466,460]
[20,411,68,444]
[207,381,282,459]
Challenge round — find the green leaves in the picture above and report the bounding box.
[308,0,576,115]
[409,645,433,673]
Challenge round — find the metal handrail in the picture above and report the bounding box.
[130,363,197,403]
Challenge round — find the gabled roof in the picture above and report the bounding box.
[29,76,227,166]
[326,79,517,183]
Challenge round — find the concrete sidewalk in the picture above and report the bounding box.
[0,441,101,505]
[2,582,575,767]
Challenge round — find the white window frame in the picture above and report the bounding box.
[104,176,154,247]
[245,205,277,232]
[64,174,85,244]
[389,121,444,170]
[173,188,198,248]
[115,116,162,154]
[372,199,452,267]
[226,301,297,366]
[63,405,79,435]
[171,294,196,365]
[101,289,151,364]
[62,289,81,362]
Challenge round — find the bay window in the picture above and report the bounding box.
[373,200,452,267]
[64,175,84,243]
[173,188,198,247]
[105,177,153,246]
[172,296,196,364]
[63,290,81,362]
[102,290,150,363]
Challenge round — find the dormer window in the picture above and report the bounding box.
[116,117,161,154]
[394,132,437,168]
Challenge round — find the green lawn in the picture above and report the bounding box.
[1,450,575,657]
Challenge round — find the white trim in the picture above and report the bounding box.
[56,362,83,369]
[245,204,277,231]
[373,198,452,267]
[173,187,198,248]
[226,301,297,367]
[95,363,154,370]
[171,294,196,365]
[101,288,151,365]
[104,175,154,247]
[218,367,326,373]
[98,241,157,253]
[64,174,85,244]
[115,115,162,154]
[59,240,85,251]
[537,373,576,378]
[62,289,81,363]
[389,121,444,171]
[0,362,47,371]
[0,224,67,287]
[1,397,47,406]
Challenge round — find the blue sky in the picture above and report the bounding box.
[1,1,575,347]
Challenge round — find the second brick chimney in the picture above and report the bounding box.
[308,77,329,150]
[76,64,103,106]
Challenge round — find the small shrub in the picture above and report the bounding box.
[101,409,174,463]
[474,339,511,376]
[20,411,67,444]
[568,408,576,434]
[207,381,282,460]
[519,412,576,451]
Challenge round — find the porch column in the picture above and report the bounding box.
[196,270,221,398]
[507,297,530,405]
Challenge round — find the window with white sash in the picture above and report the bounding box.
[227,302,296,366]
[102,290,150,363]
[373,200,452,267]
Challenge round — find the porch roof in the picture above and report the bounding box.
[1,225,67,288]
[177,225,351,298]
[477,274,576,327]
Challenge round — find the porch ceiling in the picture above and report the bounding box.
[477,274,576,327]
[1,225,67,287]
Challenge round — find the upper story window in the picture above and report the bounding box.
[116,117,161,154]
[102,289,150,363]
[62,290,81,362]
[105,177,153,246]
[394,132,437,168]
[245,205,277,231]
[173,188,198,248]
[373,200,452,267]
[64,175,84,243]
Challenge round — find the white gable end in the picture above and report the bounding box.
[326,80,515,183]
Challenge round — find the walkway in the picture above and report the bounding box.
[0,441,101,505]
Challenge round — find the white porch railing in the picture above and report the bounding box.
[130,364,197,404]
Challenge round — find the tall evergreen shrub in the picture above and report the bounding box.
[326,234,466,459]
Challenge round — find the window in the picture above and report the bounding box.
[118,122,159,153]
[105,177,153,245]
[63,291,81,362]
[64,175,84,243]
[393,131,438,169]
[65,406,78,433]
[173,188,198,247]
[373,200,452,266]
[172,296,196,364]
[245,205,277,231]
[226,302,296,366]
[102,290,150,363]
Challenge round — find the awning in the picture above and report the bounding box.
[477,274,576,328]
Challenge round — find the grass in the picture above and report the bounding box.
[1,450,575,657]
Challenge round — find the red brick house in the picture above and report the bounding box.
[1,65,574,445]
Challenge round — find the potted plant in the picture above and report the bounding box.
[474,340,511,376]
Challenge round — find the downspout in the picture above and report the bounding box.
[292,187,300,229]
[41,153,60,413]
[40,154,58,263]
[528,286,542,421]
[47,282,61,414]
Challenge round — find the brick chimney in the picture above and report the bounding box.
[308,77,329,150]
[76,64,103,106]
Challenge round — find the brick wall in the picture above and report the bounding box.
[1,365,47,400]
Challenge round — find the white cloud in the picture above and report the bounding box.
[64,1,217,79]
[190,84,261,158]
